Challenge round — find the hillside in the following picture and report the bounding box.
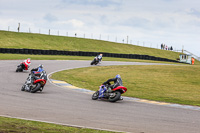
[0,30,180,60]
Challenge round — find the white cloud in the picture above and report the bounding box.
[67,19,84,27]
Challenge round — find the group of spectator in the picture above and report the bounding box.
[161,43,173,51]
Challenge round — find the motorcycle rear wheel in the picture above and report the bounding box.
[16,66,23,72]
[92,91,99,100]
[108,91,121,102]
[30,83,41,93]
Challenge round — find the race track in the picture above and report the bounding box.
[1,60,200,133]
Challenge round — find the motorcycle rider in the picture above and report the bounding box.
[97,54,103,63]
[94,54,103,63]
[30,64,44,84]
[22,58,31,70]
[103,74,123,92]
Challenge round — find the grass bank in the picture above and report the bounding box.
[0,30,180,60]
[51,65,200,106]
[0,116,116,133]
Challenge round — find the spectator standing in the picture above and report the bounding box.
[166,45,168,50]
[170,46,173,51]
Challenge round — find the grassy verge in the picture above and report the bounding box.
[51,65,200,106]
[0,30,180,60]
[0,116,117,133]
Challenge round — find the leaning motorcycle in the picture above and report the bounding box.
[16,62,27,72]
[92,85,127,102]
[21,71,47,93]
[90,57,99,65]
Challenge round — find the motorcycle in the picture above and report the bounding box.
[16,62,27,72]
[90,57,100,65]
[21,71,47,93]
[92,85,127,102]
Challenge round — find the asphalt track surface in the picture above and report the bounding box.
[1,60,200,133]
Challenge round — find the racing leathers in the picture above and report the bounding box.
[22,58,31,70]
[96,54,103,63]
[30,67,44,84]
[103,77,123,92]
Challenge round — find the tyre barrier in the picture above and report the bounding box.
[0,48,179,63]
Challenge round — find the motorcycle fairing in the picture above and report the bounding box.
[33,79,46,86]
[112,86,127,94]
[98,85,107,98]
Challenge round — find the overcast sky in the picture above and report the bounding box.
[0,0,200,57]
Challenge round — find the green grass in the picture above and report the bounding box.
[0,116,117,133]
[0,30,180,60]
[51,65,200,106]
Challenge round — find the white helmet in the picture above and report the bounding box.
[38,64,43,68]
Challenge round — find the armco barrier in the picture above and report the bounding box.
[0,48,179,63]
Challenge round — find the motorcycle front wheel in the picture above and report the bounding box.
[92,91,99,100]
[21,85,25,91]
[108,91,121,102]
[16,66,23,72]
[91,60,95,65]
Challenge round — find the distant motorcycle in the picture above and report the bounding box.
[16,62,27,72]
[92,84,127,102]
[16,58,31,72]
[90,57,100,65]
[21,71,47,93]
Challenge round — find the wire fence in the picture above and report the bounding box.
[4,23,180,51]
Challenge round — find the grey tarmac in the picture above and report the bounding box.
[0,60,200,133]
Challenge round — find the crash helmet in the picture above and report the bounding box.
[115,74,121,78]
[27,58,31,63]
[38,64,43,68]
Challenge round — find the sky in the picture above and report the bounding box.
[0,0,200,57]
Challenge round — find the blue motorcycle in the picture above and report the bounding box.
[92,85,127,102]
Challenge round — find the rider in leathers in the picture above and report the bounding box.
[30,64,44,84]
[103,74,123,92]
[97,54,103,63]
[21,58,31,70]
